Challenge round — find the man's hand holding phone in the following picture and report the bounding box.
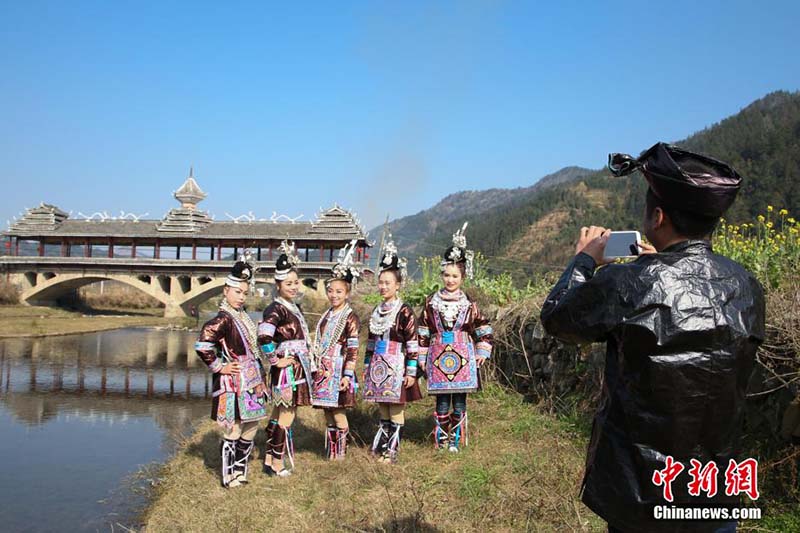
[576,226,612,265]
[576,227,649,265]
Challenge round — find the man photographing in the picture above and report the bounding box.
[540,143,765,532]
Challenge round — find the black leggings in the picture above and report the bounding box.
[435,393,466,415]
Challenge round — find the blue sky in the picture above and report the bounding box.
[2,0,799,232]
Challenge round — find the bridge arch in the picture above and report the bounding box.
[179,278,227,315]
[20,273,171,309]
[12,268,326,318]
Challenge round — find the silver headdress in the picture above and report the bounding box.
[329,239,362,285]
[235,248,261,293]
[226,250,256,290]
[441,222,474,280]
[274,239,300,281]
[379,233,408,285]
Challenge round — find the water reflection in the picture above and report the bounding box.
[0,328,211,532]
[0,329,210,425]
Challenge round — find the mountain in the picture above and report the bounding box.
[381,90,800,279]
[369,166,595,268]
[428,91,800,280]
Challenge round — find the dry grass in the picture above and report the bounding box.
[0,305,188,338]
[743,275,800,517]
[143,384,603,532]
[502,210,571,264]
[0,279,20,304]
[78,284,164,310]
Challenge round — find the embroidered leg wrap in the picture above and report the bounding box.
[221,438,237,487]
[449,410,468,451]
[270,425,294,475]
[263,419,278,463]
[386,422,402,464]
[433,412,450,449]
[325,425,338,461]
[336,427,348,460]
[234,438,254,483]
[371,419,391,456]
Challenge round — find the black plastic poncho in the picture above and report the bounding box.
[541,240,765,532]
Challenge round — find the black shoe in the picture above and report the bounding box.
[262,463,276,476]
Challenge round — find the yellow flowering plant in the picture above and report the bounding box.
[714,208,800,288]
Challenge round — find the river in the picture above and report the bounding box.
[0,326,217,532]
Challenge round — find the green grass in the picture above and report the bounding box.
[758,509,800,532]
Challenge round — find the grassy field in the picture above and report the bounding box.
[143,383,603,532]
[0,305,191,338]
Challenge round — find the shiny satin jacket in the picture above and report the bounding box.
[195,310,262,421]
[314,309,361,408]
[259,301,308,347]
[417,290,494,364]
[258,300,313,407]
[541,240,765,532]
[365,302,423,403]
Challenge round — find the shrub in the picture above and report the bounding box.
[402,253,551,308]
[714,207,799,289]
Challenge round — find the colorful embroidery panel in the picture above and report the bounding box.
[238,388,268,421]
[311,346,344,407]
[426,340,478,394]
[363,341,405,404]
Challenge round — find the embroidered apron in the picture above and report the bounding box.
[272,339,311,407]
[216,323,268,425]
[310,307,351,408]
[426,304,479,394]
[364,339,405,404]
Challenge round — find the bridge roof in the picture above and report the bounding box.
[4,204,370,243]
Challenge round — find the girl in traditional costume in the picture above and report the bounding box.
[195,258,268,487]
[258,241,313,477]
[418,223,494,452]
[310,240,362,460]
[363,235,422,463]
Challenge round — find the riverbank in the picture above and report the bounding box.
[143,383,602,532]
[0,305,193,338]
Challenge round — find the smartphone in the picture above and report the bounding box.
[603,231,641,260]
